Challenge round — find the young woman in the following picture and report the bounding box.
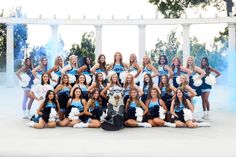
[123,73,143,106]
[16,58,34,118]
[29,73,54,116]
[141,55,159,85]
[127,53,141,86]
[75,88,103,128]
[47,56,64,89]
[32,56,48,80]
[200,57,221,119]
[54,74,72,120]
[77,57,93,85]
[171,57,191,88]
[26,90,60,129]
[59,87,87,127]
[141,73,161,104]
[71,74,89,101]
[186,56,205,96]
[107,52,128,85]
[88,72,107,109]
[146,88,175,127]
[90,54,108,76]
[159,74,176,122]
[61,55,78,86]
[178,75,197,101]
[157,55,173,84]
[170,88,210,128]
[124,88,151,128]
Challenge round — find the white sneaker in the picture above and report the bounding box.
[164,122,176,128]
[202,114,208,120]
[198,122,211,127]
[141,122,152,128]
[73,122,88,128]
[26,121,35,127]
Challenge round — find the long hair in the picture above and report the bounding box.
[95,72,106,90]
[54,56,64,68]
[71,87,83,99]
[179,75,188,89]
[40,56,48,72]
[24,58,33,70]
[186,56,195,72]
[43,90,59,111]
[89,88,102,107]
[109,73,121,86]
[82,57,92,72]
[113,52,124,69]
[124,73,135,89]
[143,74,153,95]
[142,55,151,67]
[158,55,168,65]
[61,74,70,86]
[69,55,78,68]
[159,74,172,94]
[75,74,87,85]
[147,87,161,100]
[129,53,137,65]
[127,88,141,108]
[171,57,181,75]
[201,57,210,76]
[41,72,50,85]
[174,88,188,109]
[97,54,107,75]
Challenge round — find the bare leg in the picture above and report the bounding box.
[88,119,101,128]
[124,119,138,127]
[201,93,206,111]
[34,119,46,129]
[175,120,186,128]
[46,122,57,128]
[68,119,81,127]
[59,118,70,127]
[185,120,198,128]
[205,92,210,111]
[153,118,165,126]
[148,119,157,127]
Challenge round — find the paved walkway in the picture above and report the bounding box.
[0,85,235,157]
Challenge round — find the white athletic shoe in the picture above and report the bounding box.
[198,122,211,127]
[164,122,176,128]
[141,122,152,128]
[26,121,35,127]
[73,122,88,128]
[202,114,208,120]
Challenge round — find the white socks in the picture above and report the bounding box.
[164,122,176,128]
[202,111,209,120]
[138,122,152,128]
[73,122,89,128]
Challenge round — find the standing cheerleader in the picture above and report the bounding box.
[123,73,143,106]
[141,55,159,85]
[124,88,151,128]
[107,52,128,85]
[178,75,197,100]
[186,56,205,96]
[159,74,176,122]
[171,57,191,88]
[16,58,35,118]
[32,56,48,80]
[74,88,103,128]
[90,54,108,77]
[88,72,107,109]
[61,55,78,86]
[200,57,221,119]
[77,57,93,85]
[29,73,54,116]
[47,56,64,89]
[127,53,141,86]
[59,87,87,127]
[141,73,161,104]
[71,74,89,101]
[146,88,175,127]
[157,55,173,84]
[54,74,72,120]
[170,88,210,128]
[26,90,60,129]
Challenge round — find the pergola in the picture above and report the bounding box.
[0,15,236,87]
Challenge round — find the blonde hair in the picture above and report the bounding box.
[186,56,195,72]
[69,55,78,67]
[54,56,64,67]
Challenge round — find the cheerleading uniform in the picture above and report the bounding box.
[89,100,103,120]
[160,86,173,111]
[141,84,149,103]
[41,102,57,123]
[158,65,168,84]
[78,84,89,101]
[174,103,186,122]
[57,87,70,112]
[148,99,161,119]
[201,69,212,93]
[124,86,131,106]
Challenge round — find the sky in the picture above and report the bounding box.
[0,0,230,63]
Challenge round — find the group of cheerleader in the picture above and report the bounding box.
[16,52,221,129]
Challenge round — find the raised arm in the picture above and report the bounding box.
[32,66,41,79]
[148,64,159,78]
[164,65,174,78]
[100,84,110,99]
[209,66,221,77]
[195,66,206,78]
[77,65,88,74]
[16,66,26,81]
[61,64,71,75]
[90,63,100,75]
[133,63,142,78]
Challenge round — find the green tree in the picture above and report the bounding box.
[68,32,95,65]
[0,10,7,71]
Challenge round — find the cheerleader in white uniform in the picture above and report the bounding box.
[200,57,221,119]
[16,58,35,118]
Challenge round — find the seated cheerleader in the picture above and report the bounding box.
[54,74,72,120]
[170,88,210,128]
[146,88,175,127]
[74,88,103,128]
[71,74,89,101]
[178,75,197,101]
[59,87,87,127]
[26,90,60,129]
[124,88,152,128]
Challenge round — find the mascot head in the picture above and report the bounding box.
[107,86,124,107]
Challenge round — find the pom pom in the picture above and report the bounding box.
[183,108,193,121]
[85,74,92,85]
[50,79,58,87]
[67,74,76,84]
[159,106,166,120]
[205,74,216,86]
[135,107,143,122]
[51,72,59,82]
[68,107,80,120]
[48,108,57,122]
[129,71,140,83]
[176,76,181,85]
[192,74,202,87]
[120,71,127,83]
[19,73,31,87]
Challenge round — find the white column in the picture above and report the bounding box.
[6,24,14,87]
[182,24,190,67]
[50,25,59,67]
[138,25,146,64]
[228,23,236,86]
[95,25,102,60]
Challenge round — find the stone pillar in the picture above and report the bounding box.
[228,23,236,86]
[95,25,103,61]
[6,24,14,87]
[138,25,146,64]
[50,25,59,67]
[182,24,190,67]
